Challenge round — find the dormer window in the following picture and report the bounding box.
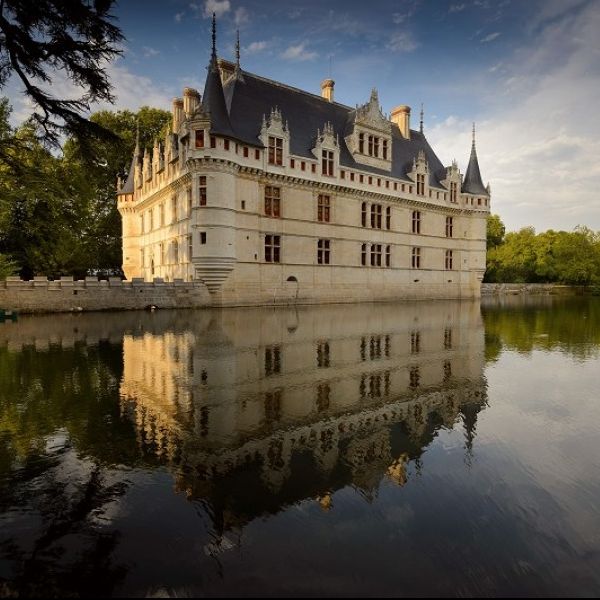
[359,133,364,153]
[383,140,388,160]
[374,137,380,157]
[195,130,204,148]
[416,173,425,196]
[268,136,283,165]
[450,182,458,203]
[322,150,334,176]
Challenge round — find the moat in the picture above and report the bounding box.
[1,297,599,597]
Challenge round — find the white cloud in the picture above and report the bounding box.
[246,40,268,54]
[449,3,466,13]
[281,43,317,62]
[234,6,249,26]
[202,0,230,19]
[387,31,418,53]
[174,12,184,23]
[428,2,600,231]
[481,32,501,43]
[142,46,160,58]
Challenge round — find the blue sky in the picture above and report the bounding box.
[6,0,600,231]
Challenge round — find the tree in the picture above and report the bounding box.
[0,0,123,148]
[486,214,505,250]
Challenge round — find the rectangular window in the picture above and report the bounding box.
[412,247,421,269]
[374,137,380,157]
[444,328,453,350]
[361,243,367,266]
[350,172,355,182]
[195,130,204,149]
[187,234,193,261]
[416,173,425,196]
[446,216,454,238]
[187,188,192,215]
[317,239,331,265]
[210,135,216,148]
[199,176,207,206]
[361,202,367,227]
[264,185,281,217]
[411,331,421,354]
[359,174,364,183]
[445,249,454,270]
[368,135,374,156]
[340,170,345,179]
[200,231,207,244]
[159,203,165,227]
[322,149,334,176]
[412,210,421,234]
[450,181,457,203]
[318,194,330,222]
[149,208,154,231]
[159,242,165,265]
[265,234,281,263]
[311,164,316,173]
[301,161,306,171]
[290,158,295,168]
[386,245,391,267]
[370,203,382,229]
[243,146,249,158]
[359,133,364,154]
[255,148,260,160]
[265,346,281,376]
[140,214,145,234]
[317,341,330,368]
[370,244,382,267]
[224,139,230,151]
[171,195,177,223]
[386,206,391,230]
[383,139,388,160]
[268,136,283,165]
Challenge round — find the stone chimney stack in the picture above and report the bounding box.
[172,98,184,133]
[391,105,411,139]
[183,87,201,117]
[321,79,335,102]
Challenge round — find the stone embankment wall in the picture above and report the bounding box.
[0,277,211,314]
[481,283,588,296]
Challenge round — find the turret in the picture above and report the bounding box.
[462,123,489,196]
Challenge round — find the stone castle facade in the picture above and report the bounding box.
[117,18,491,306]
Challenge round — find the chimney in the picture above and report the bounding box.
[217,58,236,83]
[183,87,200,117]
[172,98,184,133]
[321,79,335,102]
[391,105,411,139]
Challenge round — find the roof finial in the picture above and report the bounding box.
[211,12,217,63]
[235,29,240,68]
[134,120,140,156]
[472,122,476,147]
[420,103,424,134]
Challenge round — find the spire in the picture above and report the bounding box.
[118,120,140,195]
[419,103,424,134]
[235,29,240,68]
[134,120,140,157]
[462,122,488,195]
[211,12,217,65]
[202,13,235,137]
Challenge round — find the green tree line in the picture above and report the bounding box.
[0,98,170,279]
[485,214,600,286]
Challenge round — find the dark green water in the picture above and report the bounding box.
[0,297,599,597]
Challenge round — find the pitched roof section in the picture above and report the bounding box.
[217,69,447,187]
[203,60,235,138]
[462,128,488,195]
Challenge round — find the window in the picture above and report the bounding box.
[350,172,355,181]
[172,239,179,264]
[264,185,281,217]
[359,174,364,183]
[159,242,165,265]
[224,139,230,151]
[187,188,192,215]
[361,243,367,266]
[386,206,391,230]
[444,328,453,350]
[265,345,281,376]
[361,202,367,227]
[159,203,165,227]
[149,208,154,231]
[140,248,145,268]
[412,247,421,269]
[383,139,388,160]
[187,235,193,261]
[370,244,382,267]
[195,130,204,148]
[322,149,334,176]
[340,170,345,179]
[268,136,283,165]
[243,146,249,158]
[290,158,295,168]
[171,195,177,223]
[450,181,458,203]
[199,176,207,206]
[200,231,207,245]
[317,341,330,368]
[411,331,420,354]
[210,135,216,148]
[386,245,391,267]
[446,216,454,238]
[371,203,382,229]
[409,366,420,389]
[140,214,145,234]
[445,249,454,270]
[301,161,306,171]
[416,173,425,196]
[311,164,316,173]
[265,234,281,263]
[368,135,373,156]
[412,210,421,234]
[255,148,260,160]
[374,137,380,157]
[318,194,330,222]
[359,132,364,154]
[317,239,331,265]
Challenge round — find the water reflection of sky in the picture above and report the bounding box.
[0,298,599,597]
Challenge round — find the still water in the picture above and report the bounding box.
[0,297,599,597]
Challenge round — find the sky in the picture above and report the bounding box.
[5,0,600,232]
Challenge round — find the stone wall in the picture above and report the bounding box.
[481,283,587,296]
[0,277,211,314]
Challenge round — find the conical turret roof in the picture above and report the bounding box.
[462,124,488,195]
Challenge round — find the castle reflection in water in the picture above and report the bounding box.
[117,301,487,532]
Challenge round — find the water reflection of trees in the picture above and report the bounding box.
[482,296,600,360]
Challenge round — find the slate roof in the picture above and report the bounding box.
[206,65,449,188]
[462,141,488,195]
